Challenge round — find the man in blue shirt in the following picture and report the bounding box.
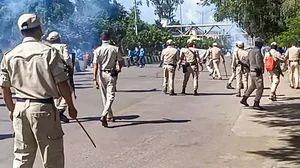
[127,48,135,67]
[139,45,146,68]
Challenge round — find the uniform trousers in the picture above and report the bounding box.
[236,66,249,94]
[13,101,64,168]
[267,70,280,94]
[245,72,264,101]
[228,70,236,84]
[289,61,299,88]
[163,65,176,91]
[206,59,214,74]
[182,65,199,90]
[212,59,221,78]
[54,81,72,111]
[99,71,116,118]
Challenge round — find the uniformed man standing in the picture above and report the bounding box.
[232,41,250,97]
[226,41,240,89]
[264,42,285,101]
[93,31,123,127]
[211,43,225,80]
[204,44,214,76]
[240,38,265,110]
[178,39,201,95]
[285,43,300,89]
[46,31,74,123]
[0,14,77,168]
[161,39,178,95]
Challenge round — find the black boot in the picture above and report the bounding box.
[194,90,199,96]
[240,96,249,107]
[170,90,177,96]
[236,91,241,97]
[269,93,276,101]
[253,101,266,110]
[163,88,167,94]
[226,83,234,89]
[181,88,186,94]
[59,109,70,123]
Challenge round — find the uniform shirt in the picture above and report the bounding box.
[51,43,73,68]
[0,37,68,99]
[264,49,284,64]
[180,47,200,64]
[248,46,264,71]
[211,46,223,59]
[161,46,178,65]
[232,48,249,68]
[128,50,134,57]
[93,41,123,70]
[285,46,300,61]
[139,48,145,57]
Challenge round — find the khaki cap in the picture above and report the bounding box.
[187,39,194,44]
[166,39,174,45]
[212,42,218,46]
[237,41,244,47]
[46,31,61,41]
[271,42,277,46]
[18,14,41,30]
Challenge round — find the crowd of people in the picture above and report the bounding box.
[127,46,146,68]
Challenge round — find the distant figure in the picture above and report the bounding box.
[285,42,300,89]
[127,48,135,67]
[139,45,146,68]
[210,43,225,80]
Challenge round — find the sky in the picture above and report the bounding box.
[121,0,248,47]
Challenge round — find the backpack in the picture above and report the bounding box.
[265,52,276,71]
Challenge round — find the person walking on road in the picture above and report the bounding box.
[178,39,201,96]
[226,41,240,89]
[285,43,300,89]
[204,44,214,76]
[264,42,285,101]
[93,31,123,127]
[211,43,225,80]
[240,37,265,110]
[232,41,250,97]
[161,39,178,96]
[0,13,78,168]
[46,31,74,123]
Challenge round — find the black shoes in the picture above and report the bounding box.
[253,101,266,110]
[226,84,235,89]
[240,96,249,107]
[170,90,177,96]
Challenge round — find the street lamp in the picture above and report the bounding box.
[134,0,138,35]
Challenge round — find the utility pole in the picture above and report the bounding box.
[134,0,138,36]
[179,3,183,35]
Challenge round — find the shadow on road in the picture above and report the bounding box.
[247,102,300,165]
[184,92,236,96]
[77,115,140,123]
[0,133,13,140]
[117,88,161,93]
[108,118,191,129]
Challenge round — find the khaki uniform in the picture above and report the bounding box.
[244,47,264,101]
[161,46,178,91]
[211,46,224,79]
[93,41,123,118]
[232,48,249,95]
[0,37,68,168]
[228,47,239,84]
[51,43,73,111]
[264,49,284,95]
[205,48,214,74]
[180,47,200,90]
[285,46,300,88]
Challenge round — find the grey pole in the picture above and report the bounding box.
[134,0,138,35]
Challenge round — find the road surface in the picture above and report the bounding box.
[0,64,299,168]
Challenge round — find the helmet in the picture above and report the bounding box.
[166,39,175,45]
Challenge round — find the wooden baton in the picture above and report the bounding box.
[75,119,97,148]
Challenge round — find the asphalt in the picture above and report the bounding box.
[0,63,300,168]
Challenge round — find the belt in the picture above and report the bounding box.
[100,69,111,73]
[289,60,299,62]
[164,63,175,66]
[16,98,54,104]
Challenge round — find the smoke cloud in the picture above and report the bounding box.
[0,0,119,54]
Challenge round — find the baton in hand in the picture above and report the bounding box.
[76,119,97,148]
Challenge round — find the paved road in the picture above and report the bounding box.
[0,64,299,168]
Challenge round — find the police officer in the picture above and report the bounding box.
[232,41,249,97]
[264,42,285,101]
[240,37,265,110]
[93,31,123,127]
[179,39,201,95]
[0,13,77,168]
[211,43,225,80]
[205,44,214,76]
[226,41,240,89]
[285,43,300,89]
[46,31,74,123]
[161,39,178,95]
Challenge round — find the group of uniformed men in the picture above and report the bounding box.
[1,13,300,168]
[160,39,226,96]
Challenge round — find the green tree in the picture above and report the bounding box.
[276,16,300,47]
